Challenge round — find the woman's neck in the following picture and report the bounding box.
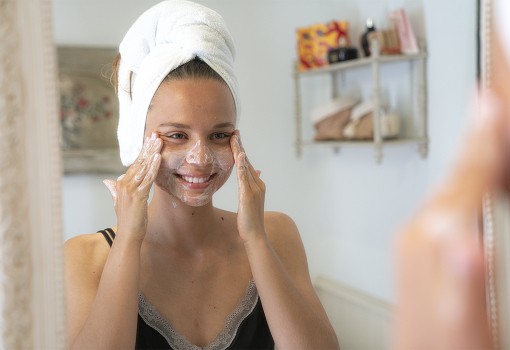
[144,188,227,253]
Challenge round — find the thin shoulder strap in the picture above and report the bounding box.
[98,228,116,247]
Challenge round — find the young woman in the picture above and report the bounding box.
[64,1,339,349]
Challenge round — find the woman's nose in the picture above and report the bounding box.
[185,140,214,165]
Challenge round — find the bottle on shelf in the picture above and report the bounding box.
[360,18,376,57]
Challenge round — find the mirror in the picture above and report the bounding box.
[53,0,479,348]
[0,0,64,348]
[479,0,510,348]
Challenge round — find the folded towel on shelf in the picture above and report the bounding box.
[117,0,239,166]
[310,96,358,141]
[343,101,400,140]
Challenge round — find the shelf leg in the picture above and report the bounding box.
[293,66,303,159]
[331,73,338,99]
[375,144,383,164]
[418,141,428,159]
[371,39,383,164]
[418,55,428,158]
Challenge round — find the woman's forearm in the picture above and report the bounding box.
[245,236,340,350]
[70,236,142,350]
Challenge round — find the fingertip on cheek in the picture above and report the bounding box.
[238,152,248,167]
[231,134,240,148]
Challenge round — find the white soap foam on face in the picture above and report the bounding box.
[185,140,214,165]
[155,139,234,207]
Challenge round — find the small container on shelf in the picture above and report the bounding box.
[360,18,376,56]
[327,47,359,63]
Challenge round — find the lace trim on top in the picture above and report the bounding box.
[138,280,259,350]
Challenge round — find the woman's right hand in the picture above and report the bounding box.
[103,132,162,242]
[393,90,510,350]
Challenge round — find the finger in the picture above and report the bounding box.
[235,151,249,183]
[241,151,264,189]
[439,89,507,212]
[246,162,265,190]
[230,132,242,161]
[231,132,264,187]
[232,135,249,184]
[232,131,251,163]
[138,132,160,162]
[236,151,265,196]
[102,179,118,205]
[138,152,162,192]
[127,135,162,185]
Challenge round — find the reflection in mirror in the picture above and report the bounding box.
[58,46,125,174]
[54,0,477,349]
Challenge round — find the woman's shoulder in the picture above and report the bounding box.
[264,211,297,227]
[263,211,302,251]
[263,212,311,282]
[65,231,110,254]
[64,232,111,277]
[215,208,301,246]
[264,211,299,236]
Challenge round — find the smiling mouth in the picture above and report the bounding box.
[177,173,216,184]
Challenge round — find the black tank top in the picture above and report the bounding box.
[99,228,274,350]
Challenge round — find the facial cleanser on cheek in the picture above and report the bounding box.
[153,141,234,207]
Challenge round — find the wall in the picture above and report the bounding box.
[55,0,476,302]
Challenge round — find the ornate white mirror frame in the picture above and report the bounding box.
[0,0,65,348]
[480,0,510,348]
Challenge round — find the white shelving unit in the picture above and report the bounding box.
[293,41,428,163]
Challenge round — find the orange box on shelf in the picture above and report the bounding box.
[296,26,315,71]
[312,21,349,68]
[296,20,350,71]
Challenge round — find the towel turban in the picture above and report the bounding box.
[117,0,239,166]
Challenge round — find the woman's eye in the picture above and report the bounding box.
[211,132,231,140]
[166,133,187,140]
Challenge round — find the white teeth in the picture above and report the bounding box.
[182,175,210,184]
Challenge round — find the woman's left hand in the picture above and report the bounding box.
[231,131,266,245]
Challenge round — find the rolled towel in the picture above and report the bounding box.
[117,0,239,166]
[343,101,400,139]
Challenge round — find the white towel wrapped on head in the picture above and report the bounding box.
[117,0,239,166]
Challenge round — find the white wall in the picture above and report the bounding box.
[55,0,476,302]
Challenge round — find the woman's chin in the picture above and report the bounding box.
[180,195,213,207]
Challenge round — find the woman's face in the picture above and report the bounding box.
[145,78,236,207]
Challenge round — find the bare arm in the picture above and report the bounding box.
[246,213,339,350]
[66,134,162,349]
[65,234,142,350]
[231,132,339,350]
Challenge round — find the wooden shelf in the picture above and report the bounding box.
[294,52,427,76]
[293,40,428,163]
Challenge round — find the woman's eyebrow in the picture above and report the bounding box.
[158,122,190,129]
[157,122,234,129]
[214,122,235,129]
